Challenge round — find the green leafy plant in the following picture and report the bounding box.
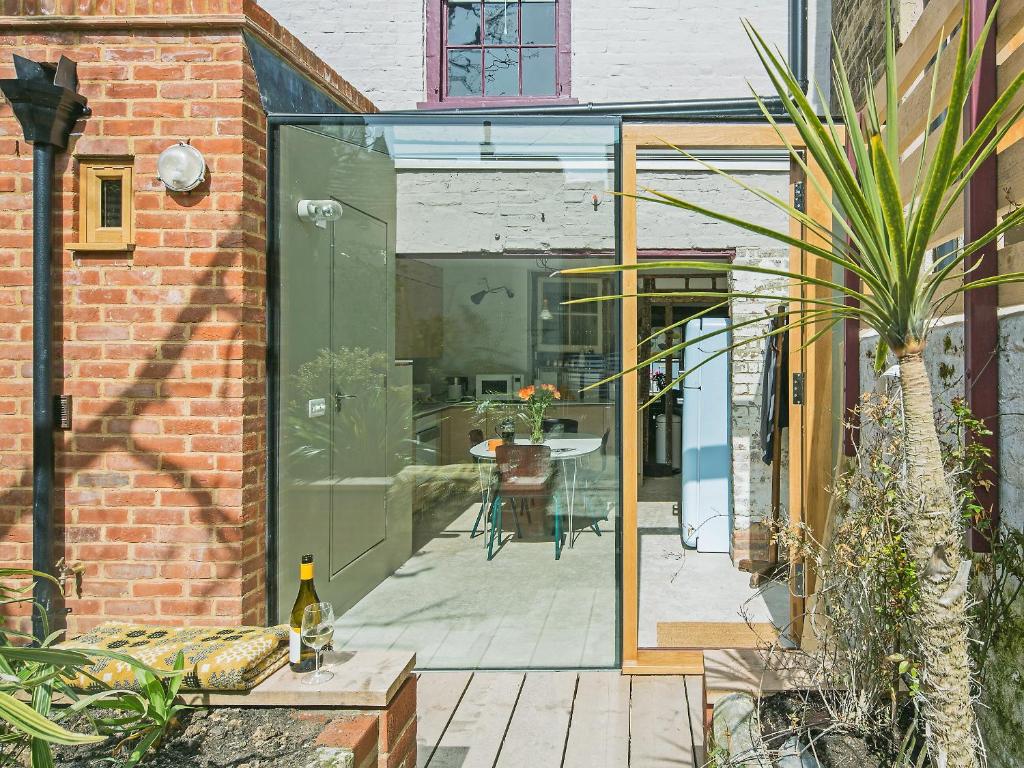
[0,569,124,768]
[567,1,1024,764]
[81,651,191,767]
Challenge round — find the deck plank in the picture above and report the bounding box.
[684,676,706,767]
[416,672,473,768]
[562,672,631,768]
[629,676,694,768]
[427,672,524,768]
[494,671,577,768]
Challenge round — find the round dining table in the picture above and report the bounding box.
[470,433,603,550]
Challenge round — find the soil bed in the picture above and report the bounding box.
[55,706,330,768]
[759,692,884,768]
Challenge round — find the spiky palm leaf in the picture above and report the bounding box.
[567,0,1023,402]
[565,2,1023,767]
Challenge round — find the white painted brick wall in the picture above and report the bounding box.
[257,0,426,111]
[258,0,832,111]
[858,310,1024,532]
[571,0,788,104]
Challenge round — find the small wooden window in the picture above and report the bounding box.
[70,160,134,252]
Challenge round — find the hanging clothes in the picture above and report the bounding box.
[759,310,789,465]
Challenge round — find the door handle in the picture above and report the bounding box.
[334,392,356,411]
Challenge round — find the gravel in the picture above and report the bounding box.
[54,706,332,768]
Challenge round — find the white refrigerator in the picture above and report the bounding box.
[680,317,732,552]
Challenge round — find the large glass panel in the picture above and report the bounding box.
[633,150,793,652]
[275,117,621,669]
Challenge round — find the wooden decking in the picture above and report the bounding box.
[417,671,705,768]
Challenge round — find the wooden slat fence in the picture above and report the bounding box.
[868,0,1023,306]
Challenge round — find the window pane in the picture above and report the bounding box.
[522,47,555,96]
[447,2,481,45]
[447,49,482,96]
[484,48,519,96]
[483,2,519,44]
[100,178,122,228]
[521,2,554,44]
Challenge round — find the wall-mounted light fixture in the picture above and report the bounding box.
[297,199,343,228]
[470,279,514,305]
[157,141,206,192]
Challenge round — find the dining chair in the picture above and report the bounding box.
[467,429,489,540]
[542,418,579,435]
[488,443,564,560]
[576,428,612,537]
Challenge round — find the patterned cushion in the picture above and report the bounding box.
[58,622,289,692]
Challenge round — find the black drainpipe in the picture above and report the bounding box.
[0,55,88,641]
[790,0,809,94]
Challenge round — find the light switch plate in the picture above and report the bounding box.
[308,398,327,418]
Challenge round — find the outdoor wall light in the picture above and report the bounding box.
[156,141,206,193]
[297,199,343,228]
[470,279,514,305]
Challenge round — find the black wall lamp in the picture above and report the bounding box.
[470,279,514,305]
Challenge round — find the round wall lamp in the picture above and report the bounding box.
[157,142,206,192]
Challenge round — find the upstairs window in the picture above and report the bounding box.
[425,0,572,106]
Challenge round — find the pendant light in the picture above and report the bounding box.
[539,298,553,321]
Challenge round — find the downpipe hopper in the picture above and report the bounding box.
[0,55,89,148]
[0,55,88,641]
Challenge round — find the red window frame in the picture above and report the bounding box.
[422,0,575,108]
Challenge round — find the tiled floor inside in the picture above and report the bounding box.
[333,472,788,668]
[334,496,618,669]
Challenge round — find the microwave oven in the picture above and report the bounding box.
[475,373,525,401]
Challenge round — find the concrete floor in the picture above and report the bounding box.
[332,471,787,668]
[637,491,789,647]
[334,496,618,669]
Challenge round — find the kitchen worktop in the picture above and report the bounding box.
[413,399,616,420]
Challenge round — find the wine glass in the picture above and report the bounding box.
[300,602,335,685]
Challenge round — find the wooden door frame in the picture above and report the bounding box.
[618,123,836,674]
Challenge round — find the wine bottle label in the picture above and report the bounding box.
[289,627,301,663]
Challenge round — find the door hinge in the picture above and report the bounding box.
[792,372,805,405]
[794,181,806,213]
[792,562,807,598]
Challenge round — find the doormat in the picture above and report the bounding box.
[656,621,780,649]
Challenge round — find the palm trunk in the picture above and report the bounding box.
[898,351,978,768]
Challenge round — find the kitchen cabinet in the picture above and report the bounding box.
[438,405,477,465]
[396,259,443,359]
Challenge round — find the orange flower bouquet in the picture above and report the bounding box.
[518,383,561,443]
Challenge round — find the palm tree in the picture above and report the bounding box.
[566,2,1024,766]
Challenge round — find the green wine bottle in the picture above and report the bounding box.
[289,554,319,673]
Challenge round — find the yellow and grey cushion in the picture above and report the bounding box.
[58,622,289,692]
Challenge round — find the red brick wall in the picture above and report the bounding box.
[0,7,372,634]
